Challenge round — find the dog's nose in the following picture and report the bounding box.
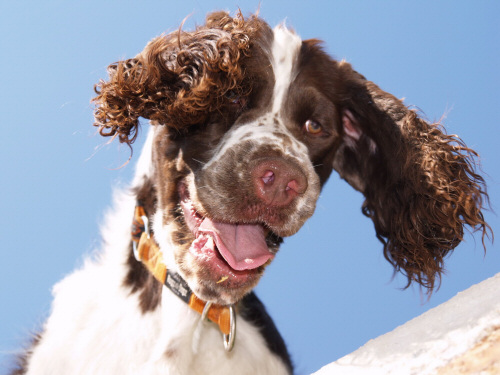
[252,158,308,207]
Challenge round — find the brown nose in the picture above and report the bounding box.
[252,158,308,207]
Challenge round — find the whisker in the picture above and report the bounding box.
[191,158,206,166]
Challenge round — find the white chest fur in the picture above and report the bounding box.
[26,265,289,375]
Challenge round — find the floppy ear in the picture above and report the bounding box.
[92,11,257,145]
[333,61,491,291]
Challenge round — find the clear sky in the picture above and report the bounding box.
[1,1,498,374]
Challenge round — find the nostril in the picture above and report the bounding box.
[286,179,300,194]
[252,158,308,207]
[262,170,275,185]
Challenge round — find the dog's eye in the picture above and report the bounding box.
[225,90,238,102]
[225,90,246,107]
[304,119,323,135]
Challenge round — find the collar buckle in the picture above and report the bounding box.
[132,205,150,262]
[202,302,236,352]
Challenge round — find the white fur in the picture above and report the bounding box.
[204,114,309,170]
[271,25,302,114]
[25,128,290,375]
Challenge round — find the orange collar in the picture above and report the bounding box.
[131,204,236,351]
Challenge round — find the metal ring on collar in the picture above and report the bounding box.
[223,305,236,352]
[200,302,236,352]
[201,301,212,322]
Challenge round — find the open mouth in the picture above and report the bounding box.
[178,182,275,283]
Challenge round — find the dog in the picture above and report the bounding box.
[12,11,489,375]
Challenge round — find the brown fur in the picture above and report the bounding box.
[93,12,490,298]
[92,11,266,144]
[334,62,491,291]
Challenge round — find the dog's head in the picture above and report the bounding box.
[93,11,489,305]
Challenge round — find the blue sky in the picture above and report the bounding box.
[1,1,498,374]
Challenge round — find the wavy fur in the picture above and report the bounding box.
[92,11,263,144]
[334,65,491,291]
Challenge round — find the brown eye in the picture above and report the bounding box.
[225,90,238,102]
[304,119,323,135]
[225,90,247,111]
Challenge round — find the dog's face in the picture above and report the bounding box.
[150,26,339,305]
[93,12,489,305]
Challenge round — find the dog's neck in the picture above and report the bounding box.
[131,203,237,351]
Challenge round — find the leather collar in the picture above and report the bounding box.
[131,203,236,350]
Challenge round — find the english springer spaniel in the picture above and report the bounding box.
[13,11,489,375]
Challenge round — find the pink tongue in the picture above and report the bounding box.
[197,218,273,271]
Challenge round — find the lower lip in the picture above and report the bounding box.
[189,240,259,286]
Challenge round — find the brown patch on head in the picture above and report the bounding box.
[281,42,345,186]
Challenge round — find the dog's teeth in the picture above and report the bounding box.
[244,259,254,264]
[216,276,229,284]
[206,236,215,249]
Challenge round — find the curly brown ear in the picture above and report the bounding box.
[92,11,261,145]
[333,62,491,292]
